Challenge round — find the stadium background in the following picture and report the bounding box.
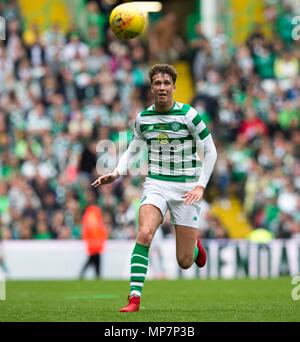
[0,0,300,320]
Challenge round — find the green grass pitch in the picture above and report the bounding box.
[1,278,299,322]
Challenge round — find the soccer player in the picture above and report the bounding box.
[92,64,217,312]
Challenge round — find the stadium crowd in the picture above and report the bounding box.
[0,0,299,240]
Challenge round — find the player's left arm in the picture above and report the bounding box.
[183,109,217,204]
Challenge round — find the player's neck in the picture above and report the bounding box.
[155,100,175,113]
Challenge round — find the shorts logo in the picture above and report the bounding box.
[157,133,169,145]
[192,216,198,221]
[170,122,181,132]
[141,195,147,203]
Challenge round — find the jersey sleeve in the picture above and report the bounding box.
[185,106,217,188]
[185,107,210,142]
[133,114,144,141]
[196,135,217,187]
[114,113,145,175]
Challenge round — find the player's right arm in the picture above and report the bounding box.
[92,116,144,187]
[91,170,120,187]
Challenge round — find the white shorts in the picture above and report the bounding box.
[140,177,202,229]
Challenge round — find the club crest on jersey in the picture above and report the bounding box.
[157,133,169,144]
[170,122,181,132]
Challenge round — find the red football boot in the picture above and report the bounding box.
[195,239,207,267]
[119,295,140,312]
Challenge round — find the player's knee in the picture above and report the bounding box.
[177,256,193,270]
[137,227,154,245]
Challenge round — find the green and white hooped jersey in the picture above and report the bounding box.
[134,102,210,182]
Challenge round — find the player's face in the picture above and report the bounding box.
[151,73,176,108]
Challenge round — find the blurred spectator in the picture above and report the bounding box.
[277,182,298,215]
[149,12,186,63]
[274,4,295,46]
[1,0,21,24]
[63,32,89,61]
[189,23,211,81]
[113,199,136,239]
[214,148,230,202]
[247,228,273,243]
[274,50,299,83]
[239,106,268,142]
[84,1,107,47]
[34,221,52,239]
[0,182,9,216]
[80,204,108,279]
[202,216,229,239]
[255,46,275,80]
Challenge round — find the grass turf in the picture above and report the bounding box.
[1,277,299,322]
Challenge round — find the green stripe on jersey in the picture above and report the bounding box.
[199,128,210,140]
[181,104,191,114]
[140,103,191,116]
[140,122,187,133]
[151,159,201,171]
[141,110,187,116]
[146,135,193,143]
[140,110,158,116]
[148,173,198,182]
[192,114,202,126]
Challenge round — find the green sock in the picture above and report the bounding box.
[130,243,149,297]
[194,245,199,261]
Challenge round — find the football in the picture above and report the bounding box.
[109,3,146,39]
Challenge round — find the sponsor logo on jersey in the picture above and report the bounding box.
[157,133,169,145]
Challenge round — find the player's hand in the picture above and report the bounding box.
[183,185,205,205]
[91,171,119,187]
